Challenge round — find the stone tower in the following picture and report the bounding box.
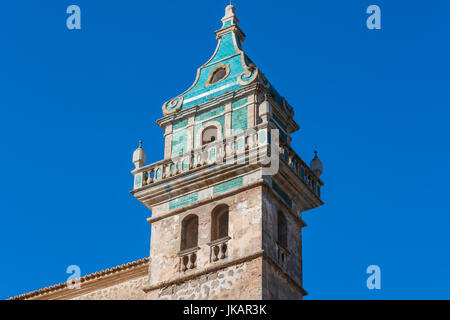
[131,4,324,300]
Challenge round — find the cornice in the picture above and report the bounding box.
[146,179,265,224]
[143,250,308,297]
[143,251,264,292]
[156,84,260,129]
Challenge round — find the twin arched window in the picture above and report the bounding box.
[180,205,229,252]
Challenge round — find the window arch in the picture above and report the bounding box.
[202,126,218,146]
[277,212,288,249]
[181,214,199,251]
[211,205,229,241]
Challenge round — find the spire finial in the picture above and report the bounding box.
[224,1,237,19]
[310,150,323,177]
[133,140,146,169]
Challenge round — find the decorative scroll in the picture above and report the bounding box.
[162,96,184,115]
[237,67,259,86]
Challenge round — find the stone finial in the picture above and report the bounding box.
[221,3,239,27]
[132,140,146,169]
[224,4,236,18]
[310,151,323,177]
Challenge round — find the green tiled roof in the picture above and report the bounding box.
[162,5,293,118]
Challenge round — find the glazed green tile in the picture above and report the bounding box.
[173,119,188,131]
[232,97,248,110]
[171,129,188,156]
[196,106,225,122]
[169,192,199,211]
[213,177,244,195]
[231,107,248,135]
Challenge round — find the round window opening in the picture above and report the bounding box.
[207,65,229,86]
[211,68,227,83]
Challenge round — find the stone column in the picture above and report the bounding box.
[247,93,257,128]
[187,116,195,152]
[164,124,173,160]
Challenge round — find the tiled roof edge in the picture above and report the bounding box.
[8,257,149,300]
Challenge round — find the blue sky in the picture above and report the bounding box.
[1,0,449,300]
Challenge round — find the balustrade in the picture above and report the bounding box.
[133,127,322,198]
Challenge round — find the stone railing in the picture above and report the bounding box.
[276,243,290,268]
[132,126,322,199]
[208,236,231,263]
[178,247,199,273]
[279,142,322,198]
[132,127,269,189]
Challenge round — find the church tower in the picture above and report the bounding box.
[131,4,324,300]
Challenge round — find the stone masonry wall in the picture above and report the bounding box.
[70,275,149,300]
[262,185,304,291]
[148,186,263,288]
[147,258,262,300]
[262,259,303,300]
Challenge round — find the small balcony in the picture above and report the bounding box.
[208,236,231,263]
[178,247,200,273]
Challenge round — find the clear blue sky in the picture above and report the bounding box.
[1,0,449,300]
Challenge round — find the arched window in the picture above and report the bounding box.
[202,126,218,146]
[181,215,199,251]
[277,212,288,249]
[211,205,229,241]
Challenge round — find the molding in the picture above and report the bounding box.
[143,251,264,292]
[207,236,232,247]
[142,250,308,297]
[157,84,260,129]
[147,180,264,224]
[145,179,308,230]
[215,25,246,42]
[178,247,201,257]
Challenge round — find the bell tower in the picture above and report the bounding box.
[131,4,324,300]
